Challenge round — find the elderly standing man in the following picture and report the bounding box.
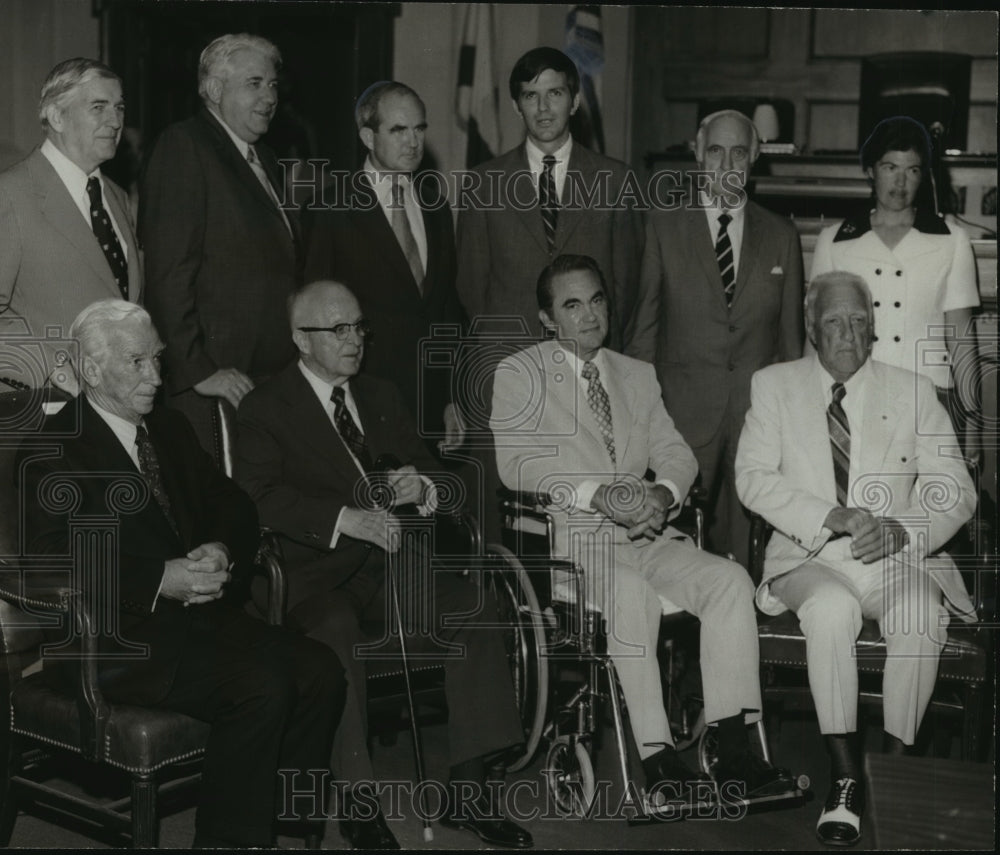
[19,299,345,849]
[140,32,300,458]
[627,108,803,568]
[0,58,141,392]
[735,271,977,846]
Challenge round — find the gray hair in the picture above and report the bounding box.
[39,58,121,130]
[355,80,424,132]
[288,280,356,334]
[804,271,874,326]
[198,33,281,100]
[694,109,761,163]
[69,299,151,369]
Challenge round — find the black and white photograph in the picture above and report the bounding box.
[0,1,996,850]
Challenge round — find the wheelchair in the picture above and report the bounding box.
[483,488,809,820]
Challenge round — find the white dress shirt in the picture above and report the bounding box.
[364,156,428,271]
[41,138,128,260]
[525,135,573,203]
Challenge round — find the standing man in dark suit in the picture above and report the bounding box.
[0,58,141,393]
[456,47,642,349]
[20,299,344,849]
[140,33,299,457]
[236,280,531,850]
[627,109,804,567]
[305,81,465,451]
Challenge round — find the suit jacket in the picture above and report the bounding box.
[626,202,803,447]
[19,399,260,704]
[139,108,300,394]
[0,149,142,386]
[303,172,465,429]
[235,362,438,612]
[735,355,976,617]
[490,341,697,560]
[456,143,642,351]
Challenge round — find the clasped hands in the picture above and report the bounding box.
[823,506,910,563]
[592,480,675,541]
[339,465,426,553]
[161,542,232,606]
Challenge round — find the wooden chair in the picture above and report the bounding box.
[749,513,993,760]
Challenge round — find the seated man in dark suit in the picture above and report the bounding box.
[20,299,345,849]
[236,280,531,850]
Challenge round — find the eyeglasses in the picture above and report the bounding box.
[297,320,373,341]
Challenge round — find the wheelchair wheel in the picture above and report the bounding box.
[545,737,595,818]
[698,724,720,777]
[485,543,549,772]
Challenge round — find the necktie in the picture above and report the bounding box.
[539,155,558,254]
[85,177,128,300]
[390,182,425,291]
[827,382,851,507]
[331,385,374,472]
[247,145,292,235]
[135,425,178,533]
[582,360,616,465]
[716,211,736,307]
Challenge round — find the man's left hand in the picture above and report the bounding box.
[388,465,425,507]
[850,516,910,563]
[186,541,232,573]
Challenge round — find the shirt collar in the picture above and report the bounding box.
[816,355,873,402]
[558,343,608,380]
[698,190,746,225]
[207,106,251,159]
[832,207,952,243]
[41,137,101,196]
[363,156,412,208]
[87,397,140,452]
[298,360,350,406]
[525,135,573,175]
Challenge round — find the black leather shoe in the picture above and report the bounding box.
[816,777,863,847]
[439,793,533,848]
[340,806,400,849]
[714,750,792,799]
[642,746,708,790]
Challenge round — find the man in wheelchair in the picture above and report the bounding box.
[236,280,531,849]
[735,272,977,846]
[491,255,788,804]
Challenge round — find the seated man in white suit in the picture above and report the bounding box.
[735,271,976,846]
[490,254,785,800]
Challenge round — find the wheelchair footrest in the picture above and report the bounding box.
[629,772,809,823]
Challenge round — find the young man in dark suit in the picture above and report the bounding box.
[20,299,344,849]
[140,33,300,457]
[236,280,530,850]
[304,81,466,453]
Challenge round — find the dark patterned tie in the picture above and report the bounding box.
[827,382,851,506]
[247,145,292,234]
[86,177,128,300]
[539,154,558,254]
[390,182,425,291]
[716,211,736,307]
[135,425,178,532]
[330,385,374,472]
[582,360,616,465]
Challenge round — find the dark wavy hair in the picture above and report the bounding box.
[536,254,606,313]
[509,47,580,101]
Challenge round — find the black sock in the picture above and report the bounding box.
[825,733,862,781]
[641,745,677,781]
[715,713,751,764]
[882,732,908,755]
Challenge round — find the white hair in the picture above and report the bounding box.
[804,271,874,327]
[198,33,281,101]
[69,299,151,369]
[38,58,121,130]
[694,108,761,163]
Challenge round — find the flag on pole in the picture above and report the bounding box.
[456,4,501,167]
[565,5,605,154]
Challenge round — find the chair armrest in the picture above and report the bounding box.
[497,487,553,511]
[256,528,286,627]
[0,576,111,761]
[749,513,772,587]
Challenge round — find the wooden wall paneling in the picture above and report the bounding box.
[807,102,858,154]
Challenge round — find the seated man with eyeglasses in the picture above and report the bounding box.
[235,280,531,850]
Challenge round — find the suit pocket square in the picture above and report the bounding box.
[770,265,784,275]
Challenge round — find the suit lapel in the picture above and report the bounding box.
[510,145,550,255]
[730,202,763,309]
[31,153,120,294]
[797,359,839,503]
[352,174,422,296]
[687,208,727,309]
[860,362,902,473]
[103,184,142,300]
[601,352,633,469]
[555,146,592,250]
[542,343,613,466]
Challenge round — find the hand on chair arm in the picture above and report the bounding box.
[823,507,909,563]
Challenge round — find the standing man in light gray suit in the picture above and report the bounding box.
[492,254,786,801]
[735,271,976,846]
[627,109,804,567]
[0,58,141,392]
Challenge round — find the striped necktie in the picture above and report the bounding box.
[539,155,558,253]
[330,385,373,472]
[827,382,850,506]
[716,211,735,306]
